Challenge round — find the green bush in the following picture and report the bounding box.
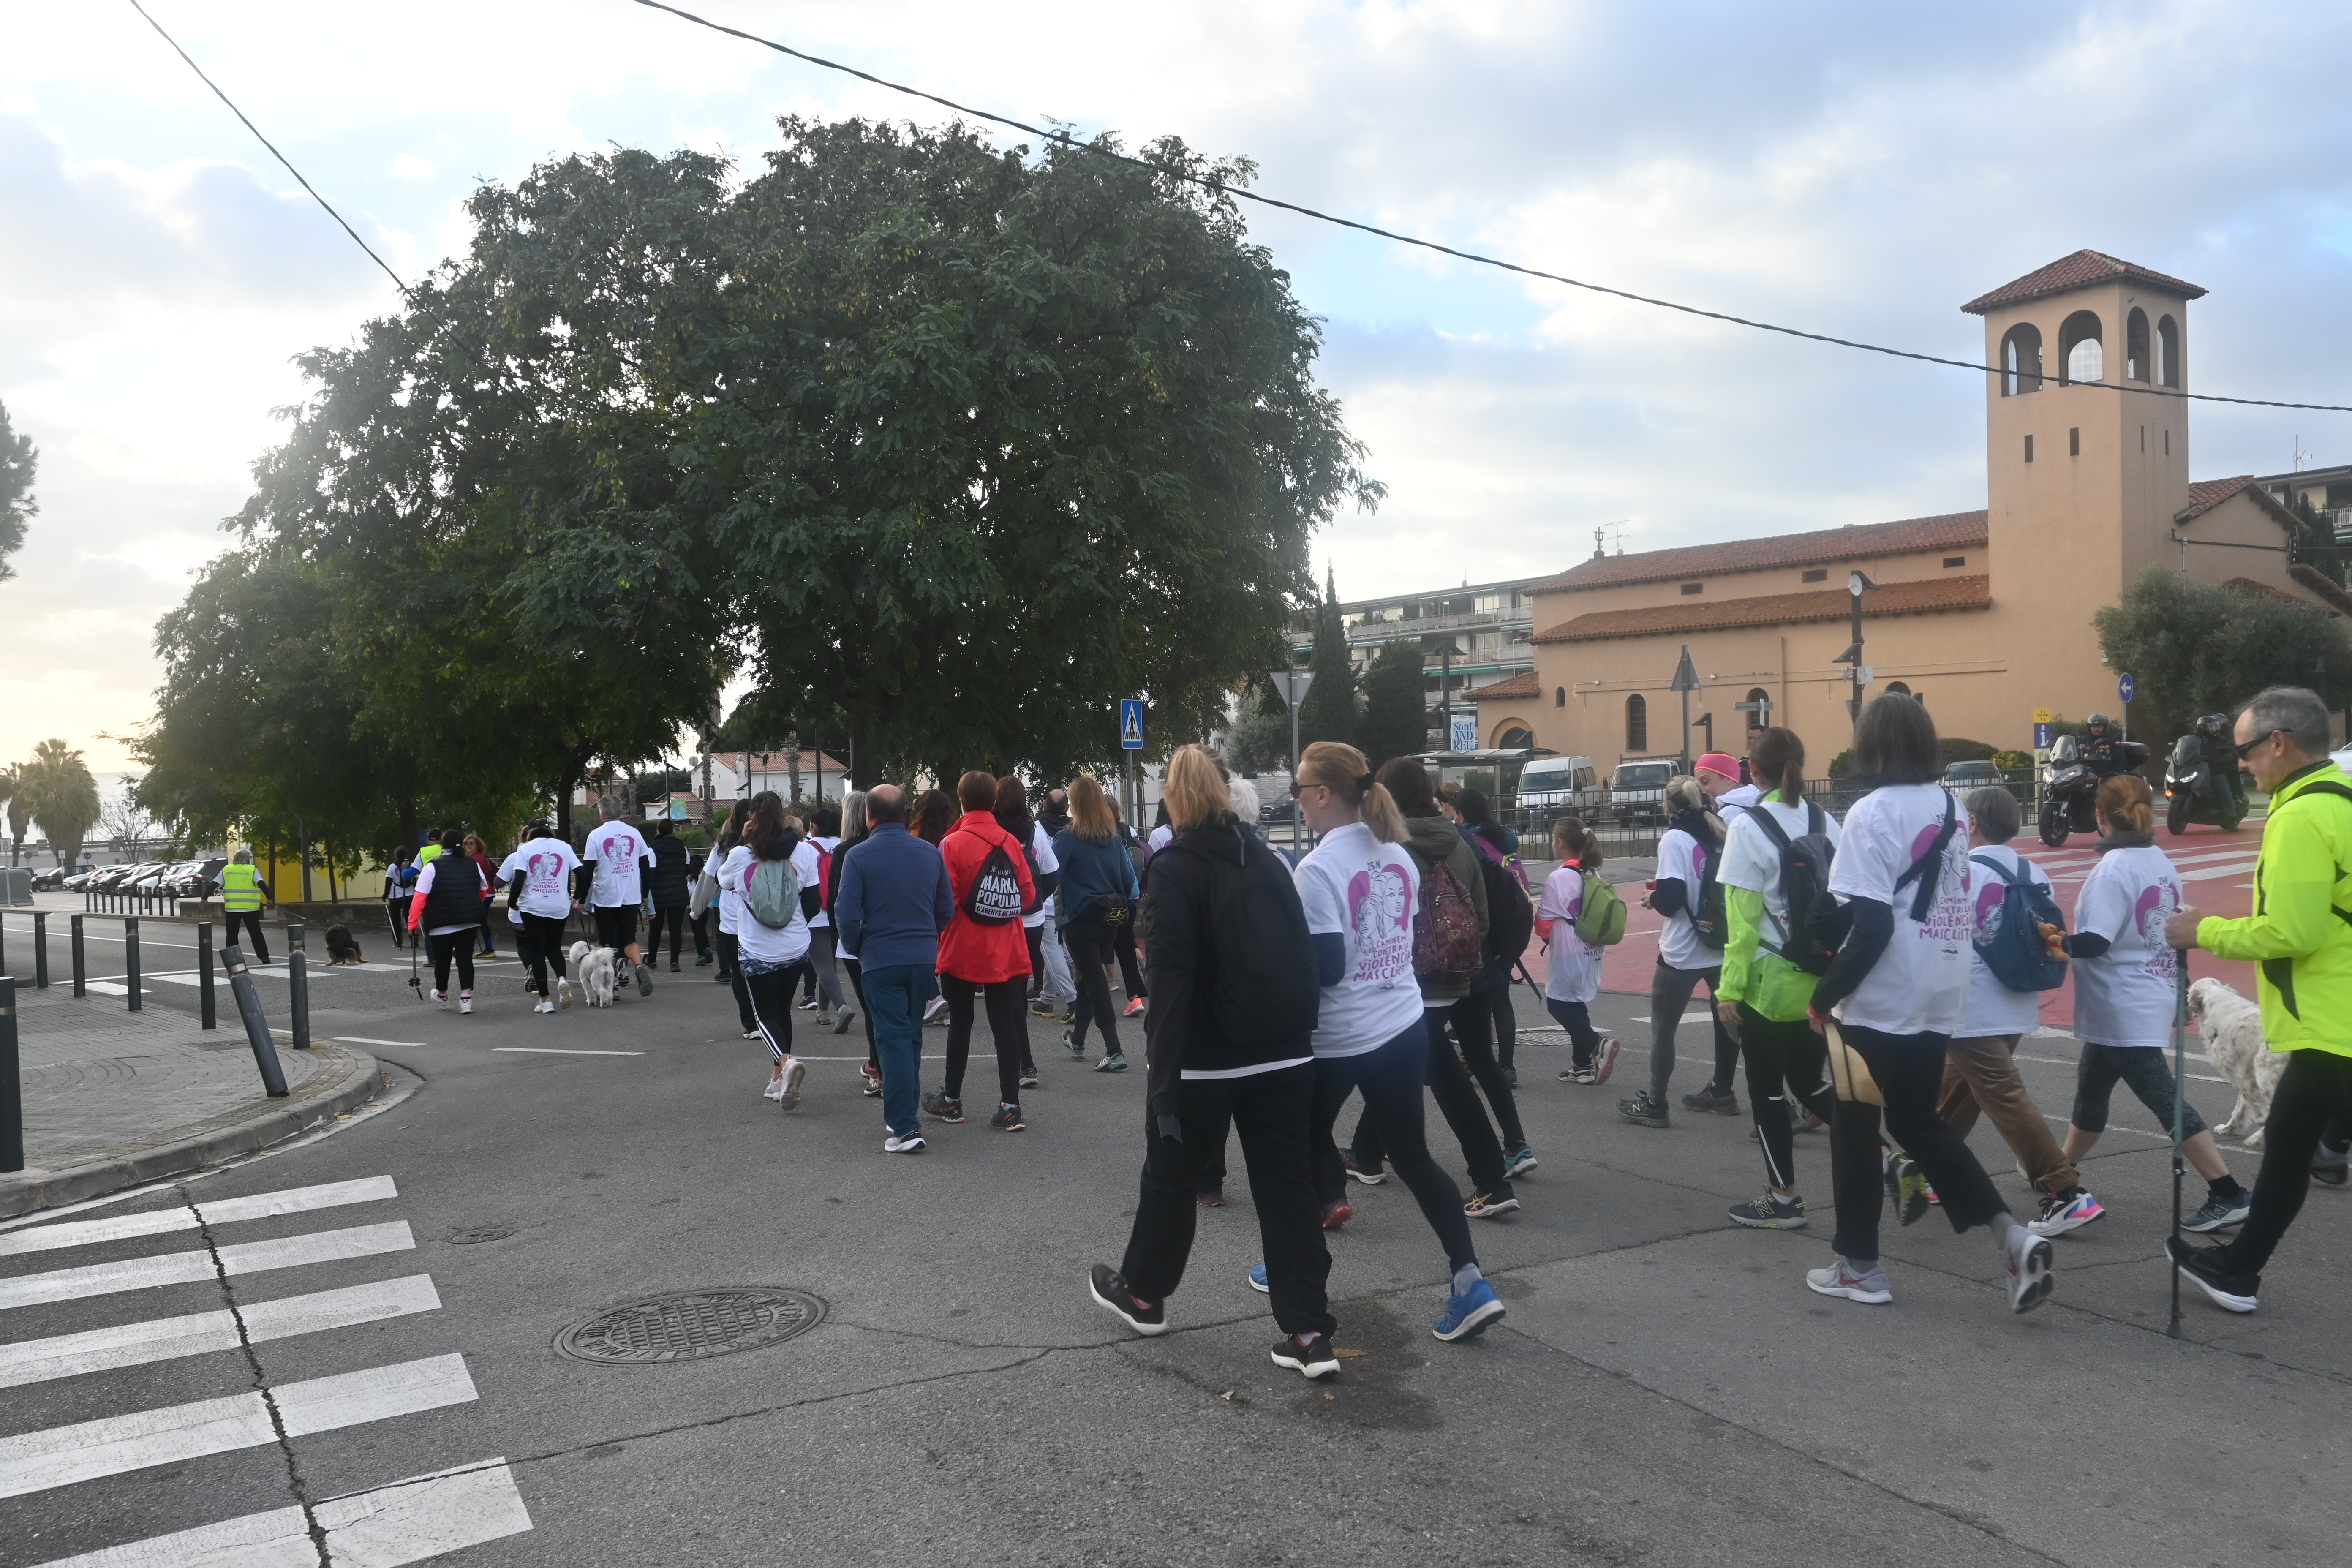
[1938,738,1995,764]
[1991,750,2032,771]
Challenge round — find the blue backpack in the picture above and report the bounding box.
[1969,852,2069,992]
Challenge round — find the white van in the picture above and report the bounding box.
[1514,755,1600,814]
[1606,757,1680,822]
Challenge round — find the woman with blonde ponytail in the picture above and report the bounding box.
[1277,742,1505,1344]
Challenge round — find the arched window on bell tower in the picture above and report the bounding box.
[2157,315,2180,388]
[2126,308,2150,382]
[2001,324,2043,396]
[2059,310,2104,384]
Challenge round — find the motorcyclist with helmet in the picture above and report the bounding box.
[2194,713,2243,821]
[2078,713,2131,778]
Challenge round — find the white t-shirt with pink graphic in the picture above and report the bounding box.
[1293,821,1425,1058]
[1826,784,1974,1036]
[1534,865,1603,1004]
[1653,826,1715,971]
[498,838,582,920]
[2072,844,2185,1048]
[585,822,653,909]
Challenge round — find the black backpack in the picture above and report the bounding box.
[1156,826,1320,1050]
[1745,800,1839,975]
[1689,833,1730,951]
[1470,833,1534,966]
[959,830,1027,926]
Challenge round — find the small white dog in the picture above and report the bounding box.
[2189,977,2284,1147]
[568,941,618,1009]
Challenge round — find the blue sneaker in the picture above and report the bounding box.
[1432,1277,1505,1342]
[1247,1263,1270,1294]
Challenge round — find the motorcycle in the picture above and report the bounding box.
[2164,732,2244,834]
[2038,734,2149,847]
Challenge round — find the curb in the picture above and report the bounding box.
[0,1046,388,1221]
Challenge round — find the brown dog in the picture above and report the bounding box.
[324,924,366,966]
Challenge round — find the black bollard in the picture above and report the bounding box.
[32,912,46,990]
[221,943,288,1097]
[198,921,217,1031]
[288,923,310,1050]
[71,914,85,998]
[0,976,19,1173]
[124,917,141,1013]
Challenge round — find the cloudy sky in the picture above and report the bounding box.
[4,0,2349,770]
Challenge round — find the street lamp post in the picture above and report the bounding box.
[1839,571,1879,729]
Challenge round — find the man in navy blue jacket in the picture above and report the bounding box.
[837,784,956,1153]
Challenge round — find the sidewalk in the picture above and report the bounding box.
[2,985,384,1217]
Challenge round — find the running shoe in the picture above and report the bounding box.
[1030,1000,1059,1020]
[1503,1146,1538,1179]
[457,996,473,1015]
[1063,1029,1086,1061]
[883,1133,926,1154]
[1320,1199,1353,1230]
[1559,1063,1598,1085]
[834,1008,855,1035]
[2001,1225,2055,1314]
[2166,1235,2258,1312]
[922,996,947,1024]
[777,1058,806,1111]
[1590,1035,1622,1085]
[2029,1188,2106,1238]
[1728,1192,1808,1229]
[1019,1067,1040,1089]
[1197,1187,1226,1208]
[860,1064,883,1097]
[1247,1263,1270,1293]
[1089,1265,1167,1336]
[1271,1332,1341,1380]
[1805,1254,1893,1305]
[1616,1089,1669,1129]
[557,977,572,1010]
[533,999,555,1014]
[2314,1146,2351,1187]
[1503,1065,1517,1087]
[1885,1152,1931,1227]
[2185,1190,2254,1232]
[989,1102,1026,1132]
[636,964,653,997]
[1465,1190,1521,1220]
[797,996,819,1010]
[1095,1053,1128,1073]
[1123,996,1146,1017]
[696,952,713,966]
[1341,1152,1386,1185]
[921,1091,964,1123]
[1682,1084,1741,1116]
[669,960,680,972]
[1432,1278,1506,1342]
[433,989,448,1009]
[763,1075,787,1102]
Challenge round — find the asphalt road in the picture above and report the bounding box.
[1,958,2343,1567]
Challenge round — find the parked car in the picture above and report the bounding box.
[1605,757,1679,823]
[1941,760,2006,789]
[172,858,227,898]
[33,860,92,890]
[1514,754,1602,817]
[93,863,158,893]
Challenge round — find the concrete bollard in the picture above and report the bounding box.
[221,943,289,1098]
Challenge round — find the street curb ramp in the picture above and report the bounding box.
[0,1045,387,1220]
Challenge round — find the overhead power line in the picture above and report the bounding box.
[631,0,2351,416]
[127,0,408,294]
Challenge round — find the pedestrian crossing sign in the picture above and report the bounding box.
[1120,698,1144,750]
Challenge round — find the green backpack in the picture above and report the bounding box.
[747,854,803,930]
[1573,871,1628,947]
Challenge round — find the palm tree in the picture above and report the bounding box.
[0,765,25,867]
[22,740,100,866]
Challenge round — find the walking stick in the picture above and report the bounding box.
[2169,953,2189,1338]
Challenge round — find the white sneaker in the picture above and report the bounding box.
[2001,1224,2056,1314]
[1804,1254,1893,1305]
[923,996,947,1024]
[778,1057,807,1111]
[763,1075,787,1101]
[557,979,573,1010]
[534,999,555,1014]
[458,996,473,1015]
[433,989,448,1009]
[884,1132,927,1154]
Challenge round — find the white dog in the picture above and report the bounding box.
[568,941,618,1009]
[2189,977,2285,1147]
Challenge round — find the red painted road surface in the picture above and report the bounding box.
[1523,819,2265,1033]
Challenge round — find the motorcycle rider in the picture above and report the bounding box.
[2195,713,2242,821]
[2079,713,2130,777]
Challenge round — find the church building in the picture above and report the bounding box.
[1475,251,2349,763]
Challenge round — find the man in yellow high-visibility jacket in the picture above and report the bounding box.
[220,848,276,964]
[2164,685,2352,1313]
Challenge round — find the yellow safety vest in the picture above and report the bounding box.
[221,863,264,912]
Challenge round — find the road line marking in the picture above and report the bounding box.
[0,1353,476,1500]
[0,1177,397,1257]
[0,1274,441,1389]
[493,1046,645,1056]
[29,1456,533,1567]
[334,1035,426,1049]
[0,1222,414,1312]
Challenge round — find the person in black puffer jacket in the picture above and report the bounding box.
[411,829,487,1013]
[646,820,694,972]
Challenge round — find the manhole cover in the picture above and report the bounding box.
[554,1288,827,1364]
[445,1226,515,1246]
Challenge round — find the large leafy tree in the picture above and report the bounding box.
[2093,565,2352,743]
[0,397,33,583]
[1356,641,1429,769]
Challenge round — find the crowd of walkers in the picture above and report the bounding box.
[384,679,2350,1374]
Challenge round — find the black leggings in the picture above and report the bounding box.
[520,912,569,997]
[646,905,689,964]
[942,974,1026,1107]
[2071,1042,2208,1139]
[427,931,476,996]
[1114,920,1146,998]
[1739,1007,1835,1192]
[717,931,755,1032]
[1448,987,1525,1150]
[1487,980,1517,1071]
[1353,1006,1510,1192]
[1829,1024,2007,1264]
[1024,926,1046,995]
[742,960,806,1062]
[2226,1050,2352,1274]
[1064,922,1123,1054]
[1312,1021,1479,1274]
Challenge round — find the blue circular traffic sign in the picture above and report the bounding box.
[2118,672,2135,703]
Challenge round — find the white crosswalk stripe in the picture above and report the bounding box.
[0,1177,398,1258]
[29,1460,533,1567]
[0,1175,534,1557]
[0,1222,414,1311]
[0,1275,441,1390]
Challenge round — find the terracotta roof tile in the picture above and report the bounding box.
[1532,575,1991,644]
[2226,575,2303,605]
[1468,671,1541,702]
[1529,512,1985,594]
[2289,563,2352,616]
[1960,250,2206,315]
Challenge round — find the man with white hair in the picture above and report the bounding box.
[2165,686,2352,1311]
